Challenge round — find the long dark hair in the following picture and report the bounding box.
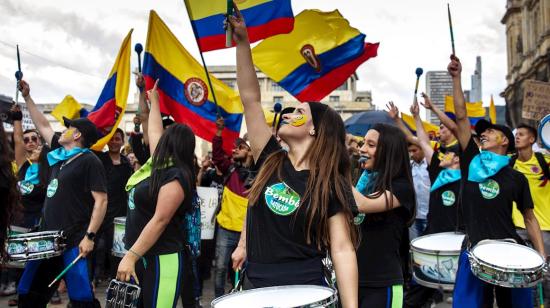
[368,123,416,225]
[149,124,196,207]
[36,145,51,187]
[248,105,359,249]
[0,122,20,257]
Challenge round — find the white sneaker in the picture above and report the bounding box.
[2,282,16,296]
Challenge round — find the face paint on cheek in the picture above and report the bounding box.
[290,115,307,127]
[495,134,502,144]
[64,129,74,138]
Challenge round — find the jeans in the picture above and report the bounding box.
[214,227,240,298]
[409,218,427,240]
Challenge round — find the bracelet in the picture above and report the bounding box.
[128,248,142,259]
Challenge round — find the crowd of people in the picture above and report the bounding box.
[0,7,549,308]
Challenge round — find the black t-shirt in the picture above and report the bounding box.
[17,161,47,218]
[356,177,415,287]
[424,153,462,234]
[97,152,133,222]
[460,137,534,246]
[124,167,192,256]
[246,137,342,265]
[43,135,107,247]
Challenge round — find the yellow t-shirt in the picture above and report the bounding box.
[512,153,550,230]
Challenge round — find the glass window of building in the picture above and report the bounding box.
[273,96,283,104]
[271,82,284,92]
[329,96,340,102]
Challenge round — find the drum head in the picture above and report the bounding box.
[472,241,544,269]
[412,232,465,252]
[211,285,336,308]
[539,114,550,149]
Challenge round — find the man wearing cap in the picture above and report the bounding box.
[17,80,107,308]
[212,117,252,298]
[447,57,545,308]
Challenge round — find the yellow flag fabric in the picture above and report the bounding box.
[90,30,132,151]
[401,113,440,135]
[444,96,486,117]
[51,95,83,123]
[489,95,497,124]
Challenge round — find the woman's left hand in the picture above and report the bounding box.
[116,253,140,284]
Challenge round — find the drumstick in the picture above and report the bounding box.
[48,253,83,288]
[538,282,544,308]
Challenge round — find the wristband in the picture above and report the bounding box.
[129,248,147,269]
[11,110,23,121]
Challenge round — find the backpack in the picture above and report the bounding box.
[185,192,201,259]
[510,152,550,180]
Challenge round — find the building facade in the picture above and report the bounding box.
[470,56,483,102]
[501,0,550,127]
[425,71,454,125]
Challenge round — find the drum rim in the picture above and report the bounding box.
[411,232,465,255]
[468,258,544,288]
[539,114,550,149]
[7,230,63,239]
[469,241,545,272]
[412,273,455,291]
[210,285,337,308]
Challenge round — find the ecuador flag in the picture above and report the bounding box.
[252,10,378,102]
[185,0,294,52]
[87,30,132,151]
[143,11,243,154]
[444,96,486,126]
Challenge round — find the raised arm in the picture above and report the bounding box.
[229,3,272,161]
[411,100,434,163]
[447,55,471,150]
[136,73,150,146]
[19,80,55,145]
[352,187,402,214]
[146,79,163,156]
[387,101,418,145]
[11,105,27,168]
[420,93,458,137]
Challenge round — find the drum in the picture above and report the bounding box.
[211,285,338,308]
[410,232,465,290]
[112,217,127,258]
[539,114,550,149]
[105,279,141,308]
[468,240,547,288]
[6,230,65,262]
[2,226,31,268]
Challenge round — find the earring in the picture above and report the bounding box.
[309,130,315,136]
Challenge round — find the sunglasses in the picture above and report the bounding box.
[24,136,38,144]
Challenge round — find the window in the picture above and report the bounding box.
[271,82,284,92]
[273,96,283,104]
[329,96,340,102]
[221,79,235,89]
[336,81,348,91]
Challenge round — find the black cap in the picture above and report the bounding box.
[474,119,516,154]
[234,137,250,149]
[62,117,100,148]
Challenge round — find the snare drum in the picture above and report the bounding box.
[468,240,547,288]
[3,226,31,268]
[410,232,465,290]
[7,230,65,262]
[105,279,141,308]
[112,217,127,258]
[211,285,338,308]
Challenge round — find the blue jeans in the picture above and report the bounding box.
[214,227,240,298]
[409,218,427,240]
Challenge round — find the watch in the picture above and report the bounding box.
[86,232,96,241]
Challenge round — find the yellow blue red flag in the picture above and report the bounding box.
[401,113,440,136]
[51,95,86,124]
[143,11,243,154]
[252,10,379,102]
[489,94,497,124]
[184,0,294,52]
[87,30,132,151]
[444,96,486,127]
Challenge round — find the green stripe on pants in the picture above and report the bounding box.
[391,284,403,308]
[156,253,181,308]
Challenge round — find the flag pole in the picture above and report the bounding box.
[182,0,222,117]
[15,44,23,105]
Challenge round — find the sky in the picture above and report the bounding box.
[0,0,508,117]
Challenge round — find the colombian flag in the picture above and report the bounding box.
[401,113,440,136]
[87,30,132,151]
[444,96,486,127]
[252,10,379,102]
[185,0,294,52]
[143,11,243,154]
